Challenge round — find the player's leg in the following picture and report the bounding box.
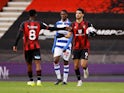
[54,56,62,85]
[72,50,82,86]
[81,59,89,79]
[26,62,35,86]
[34,59,42,86]
[26,62,33,81]
[53,47,63,85]
[25,50,35,86]
[74,59,82,86]
[80,49,89,79]
[33,49,42,86]
[62,60,69,85]
[62,49,71,85]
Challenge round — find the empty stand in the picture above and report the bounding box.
[0,0,9,11]
[0,0,31,38]
[26,0,124,14]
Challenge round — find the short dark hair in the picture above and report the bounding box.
[29,9,37,16]
[77,8,85,14]
[61,9,68,14]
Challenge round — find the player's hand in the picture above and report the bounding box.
[65,26,72,31]
[56,34,65,38]
[89,31,97,37]
[13,46,17,52]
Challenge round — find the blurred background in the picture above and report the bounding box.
[0,0,124,81]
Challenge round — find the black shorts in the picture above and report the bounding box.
[24,49,41,63]
[72,49,89,60]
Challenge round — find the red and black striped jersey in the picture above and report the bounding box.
[19,20,47,51]
[71,20,91,50]
[14,19,66,51]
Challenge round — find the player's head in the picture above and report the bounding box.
[76,8,85,20]
[29,9,37,17]
[60,10,68,21]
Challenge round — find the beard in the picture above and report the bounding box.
[76,17,82,20]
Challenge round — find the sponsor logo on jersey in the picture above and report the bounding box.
[34,56,41,59]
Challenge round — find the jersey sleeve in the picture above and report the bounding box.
[19,22,24,32]
[40,22,48,29]
[48,26,66,31]
[52,32,57,53]
[40,22,66,31]
[13,22,24,46]
[54,21,58,27]
[63,34,73,50]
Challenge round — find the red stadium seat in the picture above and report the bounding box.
[0,0,9,11]
[26,0,124,14]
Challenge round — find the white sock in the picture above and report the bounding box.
[63,65,69,83]
[54,64,61,79]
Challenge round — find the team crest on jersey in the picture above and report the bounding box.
[78,29,82,34]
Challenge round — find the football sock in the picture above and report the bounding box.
[63,65,69,83]
[36,70,41,80]
[54,63,61,79]
[28,71,33,81]
[75,68,81,80]
[83,66,88,70]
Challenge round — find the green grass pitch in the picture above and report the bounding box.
[0,81,124,93]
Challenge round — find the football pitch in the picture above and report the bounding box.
[0,81,124,93]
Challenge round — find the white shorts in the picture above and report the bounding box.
[53,47,71,61]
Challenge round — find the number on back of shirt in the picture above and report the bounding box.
[85,52,88,59]
[29,30,36,40]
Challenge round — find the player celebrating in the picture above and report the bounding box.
[52,10,72,85]
[65,8,96,86]
[13,9,67,86]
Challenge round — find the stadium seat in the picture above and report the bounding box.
[26,0,124,14]
[0,12,21,17]
[8,2,30,7]
[3,7,26,12]
[0,0,31,38]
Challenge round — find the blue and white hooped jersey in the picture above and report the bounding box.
[52,19,72,53]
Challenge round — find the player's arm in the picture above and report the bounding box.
[13,31,23,52]
[52,32,57,53]
[65,31,72,38]
[65,23,73,38]
[63,34,73,52]
[52,22,64,53]
[13,23,24,52]
[52,26,73,38]
[51,26,73,38]
[53,22,66,38]
[86,23,97,37]
[48,26,66,31]
[40,22,66,31]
